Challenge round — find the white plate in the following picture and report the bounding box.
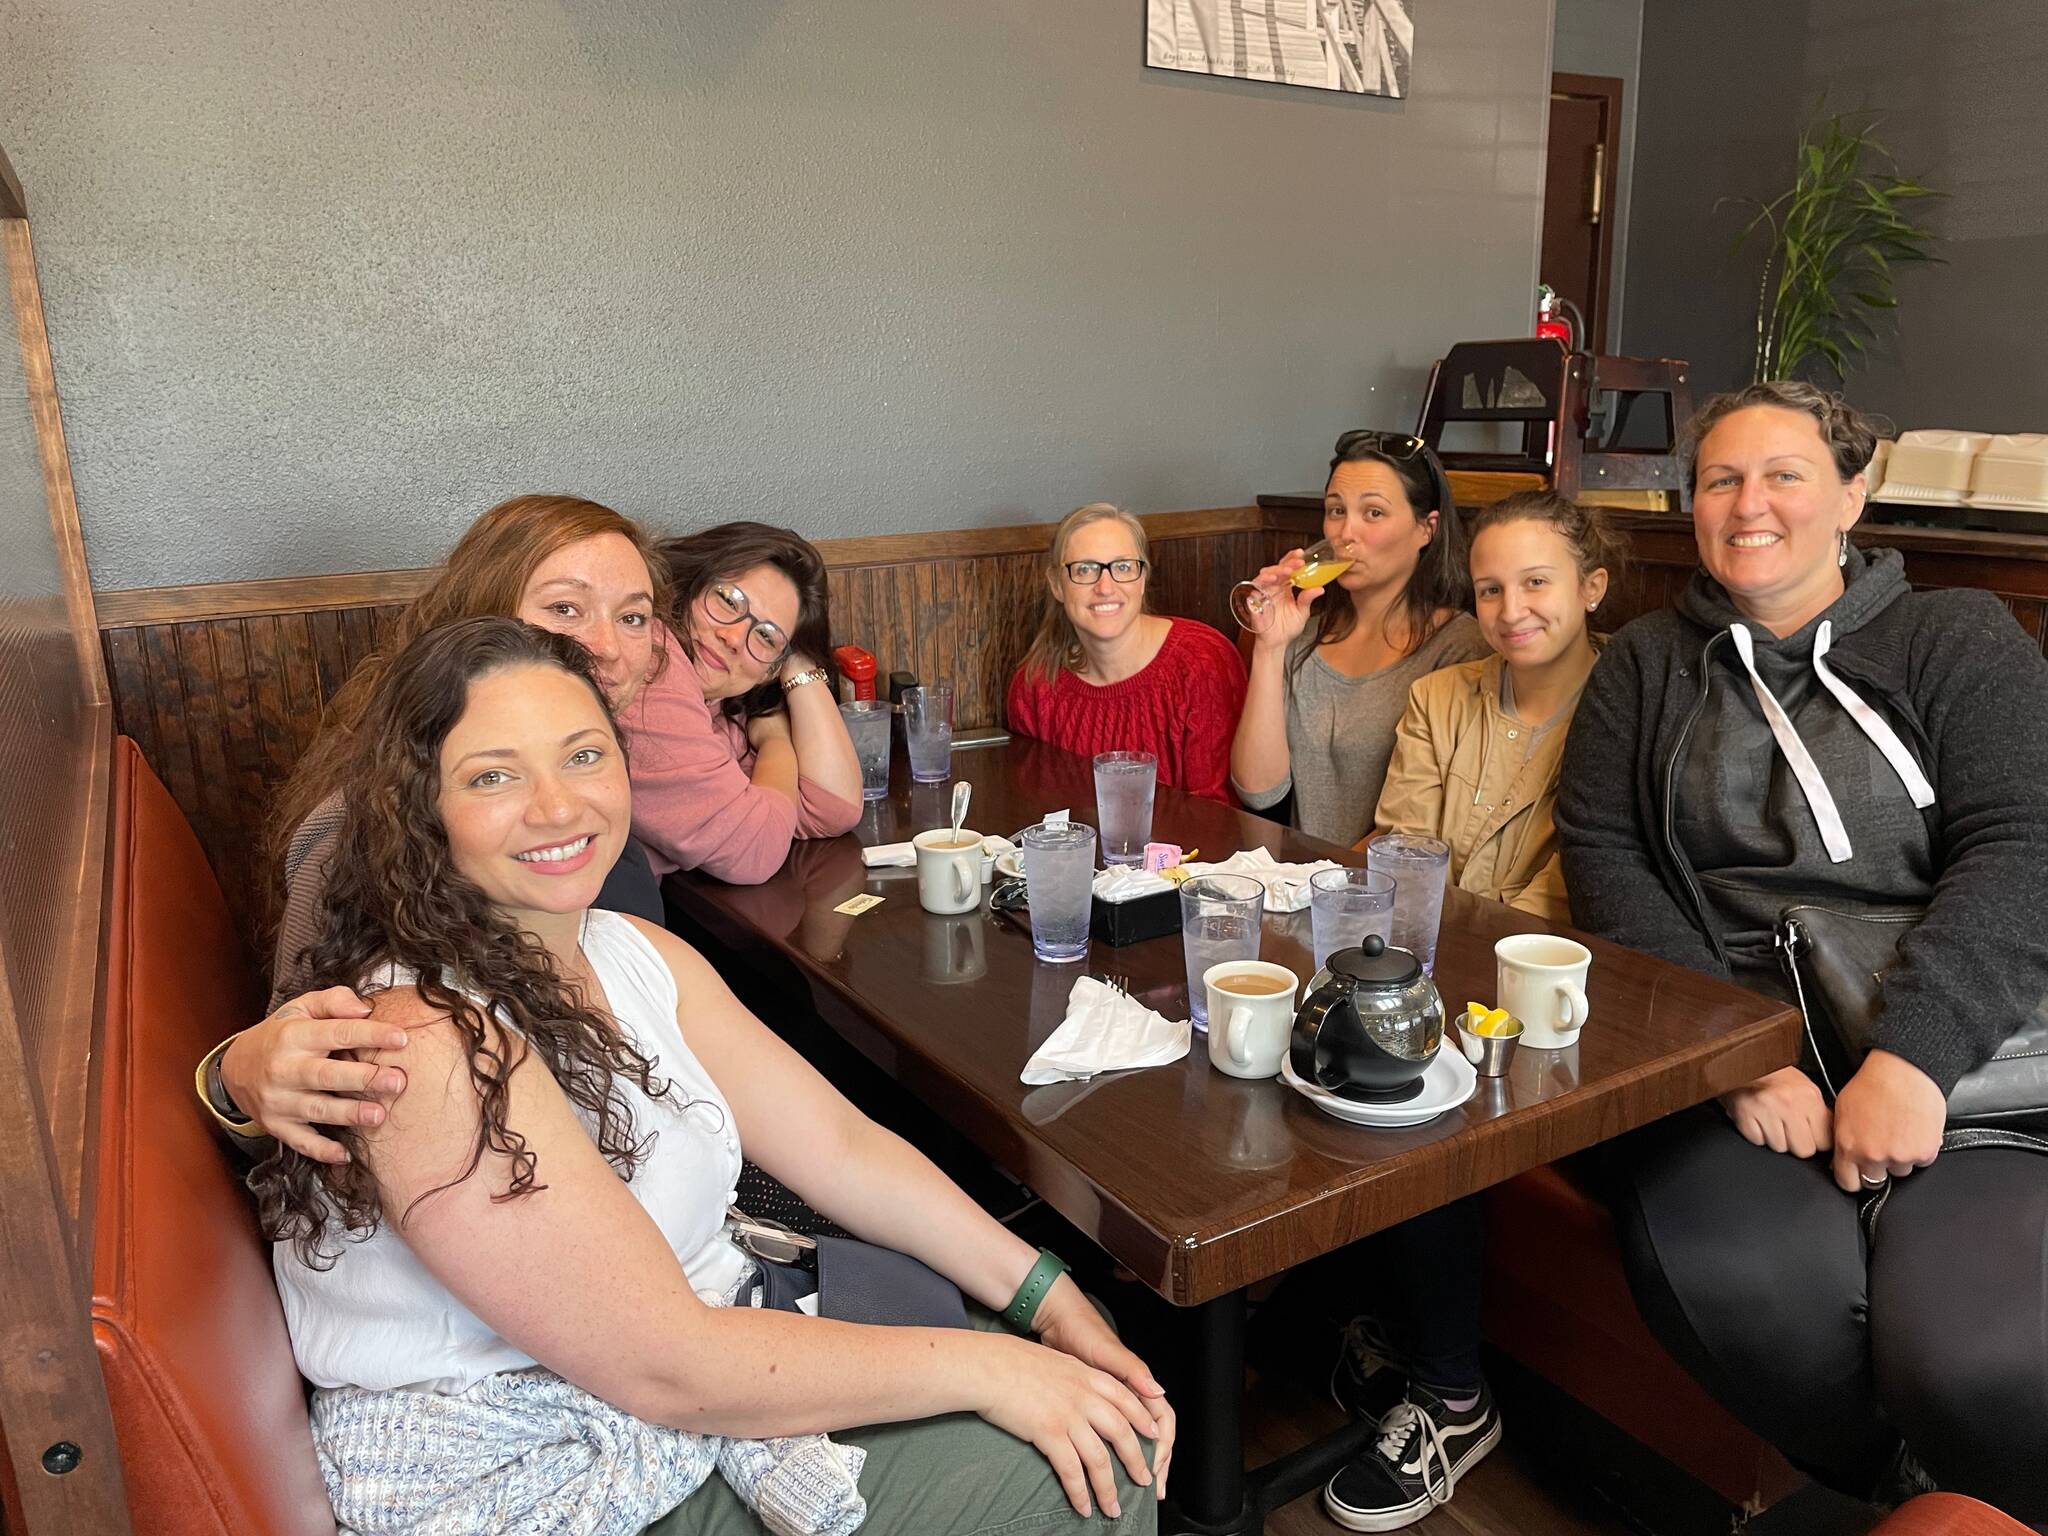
[1279,1046,1477,1127]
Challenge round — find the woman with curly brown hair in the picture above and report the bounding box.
[207,506,863,1168]
[260,617,1171,1535]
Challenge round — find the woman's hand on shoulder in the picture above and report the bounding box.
[1718,1065,1832,1160]
[971,1327,1162,1520]
[1829,1049,1946,1192]
[218,986,408,1163]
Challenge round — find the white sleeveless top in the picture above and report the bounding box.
[273,910,752,1394]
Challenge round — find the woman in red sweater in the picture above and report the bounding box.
[1006,503,1247,804]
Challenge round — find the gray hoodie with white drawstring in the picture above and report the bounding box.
[1556,545,2048,1096]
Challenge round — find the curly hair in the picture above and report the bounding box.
[1680,381,1889,495]
[252,617,675,1268]
[659,521,836,723]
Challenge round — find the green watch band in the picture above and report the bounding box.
[1001,1248,1068,1333]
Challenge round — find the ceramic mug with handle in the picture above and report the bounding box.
[1204,960,1300,1079]
[1494,933,1592,1049]
[914,827,983,915]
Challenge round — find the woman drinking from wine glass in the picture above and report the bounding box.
[1006,503,1247,804]
[1230,431,1485,844]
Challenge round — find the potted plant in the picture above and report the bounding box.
[1728,110,1943,384]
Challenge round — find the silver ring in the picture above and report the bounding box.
[1859,1172,1887,1188]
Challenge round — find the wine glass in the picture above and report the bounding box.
[1229,538,1358,631]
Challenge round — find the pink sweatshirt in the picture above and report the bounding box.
[620,649,863,884]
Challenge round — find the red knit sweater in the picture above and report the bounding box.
[1005,618,1248,804]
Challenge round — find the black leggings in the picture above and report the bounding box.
[1608,1106,2048,1521]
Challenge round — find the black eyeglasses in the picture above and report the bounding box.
[1062,558,1148,586]
[704,582,791,667]
[1335,429,1429,461]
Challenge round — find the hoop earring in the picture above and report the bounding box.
[1838,530,1850,567]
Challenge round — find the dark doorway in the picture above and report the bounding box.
[1543,72,1623,355]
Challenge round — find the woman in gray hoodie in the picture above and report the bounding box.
[1556,382,2048,1523]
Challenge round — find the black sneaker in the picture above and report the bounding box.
[1329,1313,1410,1423]
[1323,1381,1502,1532]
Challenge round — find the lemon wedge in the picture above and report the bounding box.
[1467,1006,1516,1038]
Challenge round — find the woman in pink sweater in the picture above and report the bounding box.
[626,522,864,882]
[211,512,861,1163]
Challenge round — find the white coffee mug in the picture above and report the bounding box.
[1495,934,1592,1049]
[1204,960,1300,1079]
[914,827,984,915]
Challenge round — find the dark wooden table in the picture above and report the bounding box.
[666,736,1800,1534]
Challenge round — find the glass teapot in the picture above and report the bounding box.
[1289,935,1446,1102]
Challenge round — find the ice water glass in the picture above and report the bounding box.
[839,699,892,801]
[903,684,955,784]
[1092,751,1157,866]
[1021,822,1097,964]
[1180,874,1265,1030]
[1366,834,1451,975]
[1309,866,1396,973]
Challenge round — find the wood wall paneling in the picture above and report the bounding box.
[90,502,2048,969]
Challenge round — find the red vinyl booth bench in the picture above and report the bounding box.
[78,737,2038,1536]
[91,738,335,1534]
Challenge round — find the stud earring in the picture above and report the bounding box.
[1586,602,1599,612]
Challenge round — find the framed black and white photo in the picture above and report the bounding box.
[1145,0,1413,98]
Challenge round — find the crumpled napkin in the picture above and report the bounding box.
[1020,975,1191,1085]
[1091,865,1173,903]
[1178,847,1341,913]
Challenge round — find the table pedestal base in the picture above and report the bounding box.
[1164,1292,1378,1536]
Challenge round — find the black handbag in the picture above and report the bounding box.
[1774,903,2048,1145]
[730,1211,970,1330]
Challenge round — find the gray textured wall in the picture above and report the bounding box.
[1,0,1552,592]
[1551,0,1642,348]
[1626,0,2048,429]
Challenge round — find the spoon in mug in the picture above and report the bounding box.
[949,780,971,843]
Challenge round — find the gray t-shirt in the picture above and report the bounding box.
[1237,613,1488,846]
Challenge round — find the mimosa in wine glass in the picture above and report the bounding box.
[1230,537,1358,631]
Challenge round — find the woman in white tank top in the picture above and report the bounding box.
[255,618,1172,1536]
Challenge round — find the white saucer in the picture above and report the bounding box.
[1279,1047,1477,1127]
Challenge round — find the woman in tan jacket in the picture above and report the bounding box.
[1317,490,1626,1534]
[1368,490,1625,921]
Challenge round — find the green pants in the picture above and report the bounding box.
[644,1307,1158,1536]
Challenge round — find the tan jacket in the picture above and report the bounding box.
[1370,645,1602,923]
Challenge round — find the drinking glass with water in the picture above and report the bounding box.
[1179,874,1265,1030]
[1365,834,1451,975]
[1021,822,1096,964]
[1309,866,1395,972]
[1092,751,1157,866]
[839,699,891,800]
[903,684,954,784]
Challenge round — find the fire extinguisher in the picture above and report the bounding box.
[1535,283,1587,352]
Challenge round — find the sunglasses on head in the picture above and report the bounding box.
[1334,429,1429,461]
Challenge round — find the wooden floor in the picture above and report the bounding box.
[1244,1364,1635,1536]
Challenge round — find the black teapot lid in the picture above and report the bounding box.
[1329,934,1421,988]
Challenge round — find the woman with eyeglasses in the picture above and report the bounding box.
[199,511,858,1168]
[1230,431,1485,845]
[1006,504,1247,804]
[625,521,863,885]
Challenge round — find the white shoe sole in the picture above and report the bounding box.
[1321,1416,1503,1533]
